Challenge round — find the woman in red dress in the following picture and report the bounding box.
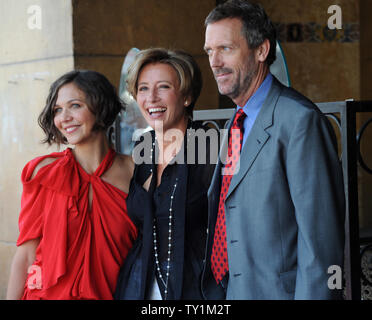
[6,70,137,300]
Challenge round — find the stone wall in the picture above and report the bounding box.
[72,0,218,109]
[0,0,74,299]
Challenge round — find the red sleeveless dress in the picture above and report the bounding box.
[17,148,137,300]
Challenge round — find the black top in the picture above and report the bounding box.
[115,120,217,300]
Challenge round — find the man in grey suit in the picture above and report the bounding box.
[201,0,345,299]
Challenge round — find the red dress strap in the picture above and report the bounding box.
[71,148,116,182]
[94,148,116,177]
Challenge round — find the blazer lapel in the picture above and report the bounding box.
[207,115,231,200]
[226,77,283,200]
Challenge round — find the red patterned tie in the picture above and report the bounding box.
[211,108,246,283]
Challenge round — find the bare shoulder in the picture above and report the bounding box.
[114,153,135,175]
[112,154,134,183]
[102,153,134,194]
[31,157,59,179]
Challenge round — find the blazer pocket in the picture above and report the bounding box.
[279,270,297,293]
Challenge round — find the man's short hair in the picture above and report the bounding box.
[205,0,277,66]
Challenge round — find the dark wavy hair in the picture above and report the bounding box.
[38,70,125,145]
[205,0,277,66]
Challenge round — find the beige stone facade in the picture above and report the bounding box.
[0,0,74,299]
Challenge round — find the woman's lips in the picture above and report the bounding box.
[147,107,167,118]
[64,125,79,134]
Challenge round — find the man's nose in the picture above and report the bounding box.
[209,51,222,68]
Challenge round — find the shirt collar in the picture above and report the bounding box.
[237,73,273,118]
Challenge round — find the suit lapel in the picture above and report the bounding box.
[207,116,231,200]
[226,78,283,200]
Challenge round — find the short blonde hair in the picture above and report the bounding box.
[126,48,202,116]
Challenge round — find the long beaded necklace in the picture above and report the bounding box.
[152,177,178,300]
[150,128,188,299]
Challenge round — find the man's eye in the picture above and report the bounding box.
[223,47,231,52]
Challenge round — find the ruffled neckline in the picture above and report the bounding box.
[68,148,116,181]
[22,148,116,197]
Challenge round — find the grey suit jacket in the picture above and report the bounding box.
[202,77,345,300]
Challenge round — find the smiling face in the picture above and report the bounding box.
[136,62,188,133]
[204,18,259,106]
[53,82,98,146]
